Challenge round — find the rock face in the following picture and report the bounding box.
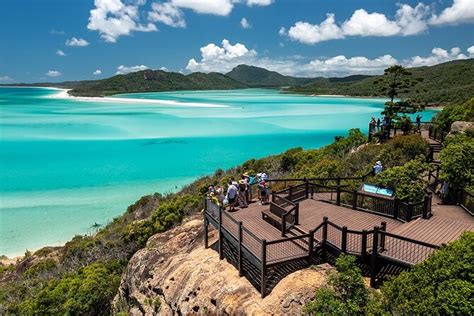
[450,121,474,134]
[113,215,330,315]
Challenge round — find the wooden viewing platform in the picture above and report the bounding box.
[204,179,474,297]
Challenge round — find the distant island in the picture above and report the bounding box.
[4,59,474,105]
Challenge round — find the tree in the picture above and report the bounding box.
[306,255,370,315]
[440,134,474,200]
[374,157,429,202]
[375,65,424,123]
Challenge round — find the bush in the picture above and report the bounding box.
[16,260,123,315]
[440,134,474,195]
[433,97,474,132]
[381,232,474,315]
[306,255,369,315]
[375,157,429,202]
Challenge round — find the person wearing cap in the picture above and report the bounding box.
[237,179,248,208]
[373,161,383,175]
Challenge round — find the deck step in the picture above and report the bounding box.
[291,225,307,236]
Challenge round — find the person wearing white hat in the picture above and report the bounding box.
[373,161,383,174]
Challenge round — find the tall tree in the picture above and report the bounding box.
[375,65,425,122]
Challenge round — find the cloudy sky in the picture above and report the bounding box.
[1,0,473,82]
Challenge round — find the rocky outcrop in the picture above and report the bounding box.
[113,215,330,315]
[450,121,474,134]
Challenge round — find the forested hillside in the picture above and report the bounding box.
[288,59,474,105]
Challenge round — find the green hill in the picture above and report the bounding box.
[68,69,247,97]
[288,59,474,105]
[226,64,316,87]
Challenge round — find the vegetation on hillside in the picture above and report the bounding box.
[226,64,316,87]
[432,97,474,132]
[68,70,246,97]
[288,59,474,105]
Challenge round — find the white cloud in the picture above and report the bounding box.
[46,70,61,77]
[93,69,102,75]
[170,0,233,16]
[468,46,474,56]
[88,0,157,43]
[405,46,471,67]
[185,39,473,77]
[342,9,401,37]
[116,64,149,74]
[148,2,186,27]
[186,39,257,73]
[160,66,168,71]
[56,49,66,56]
[308,55,398,75]
[65,37,90,47]
[0,75,13,82]
[240,17,251,29]
[246,0,273,6]
[283,1,474,45]
[430,0,474,25]
[286,14,343,45]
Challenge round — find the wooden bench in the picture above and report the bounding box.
[262,209,282,227]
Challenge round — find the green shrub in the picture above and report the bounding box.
[375,157,429,202]
[306,255,369,315]
[15,260,123,315]
[433,97,474,132]
[440,134,474,195]
[381,232,474,315]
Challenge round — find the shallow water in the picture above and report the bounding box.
[0,87,437,256]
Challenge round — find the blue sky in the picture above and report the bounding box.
[1,0,473,82]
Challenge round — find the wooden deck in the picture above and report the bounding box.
[219,196,473,265]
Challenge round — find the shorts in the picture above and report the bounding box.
[260,189,267,196]
[228,197,236,204]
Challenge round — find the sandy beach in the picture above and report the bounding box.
[48,88,228,108]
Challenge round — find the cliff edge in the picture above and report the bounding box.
[113,215,331,315]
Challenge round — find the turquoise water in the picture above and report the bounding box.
[0,87,437,256]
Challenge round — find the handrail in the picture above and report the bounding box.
[380,230,440,249]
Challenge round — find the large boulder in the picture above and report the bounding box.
[113,215,330,315]
[450,121,474,134]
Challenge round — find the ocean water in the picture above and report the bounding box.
[0,87,437,256]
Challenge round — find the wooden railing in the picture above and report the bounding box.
[428,124,447,143]
[307,182,432,222]
[459,189,474,216]
[204,200,440,297]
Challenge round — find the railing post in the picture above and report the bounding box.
[295,203,300,225]
[281,213,286,237]
[422,194,430,219]
[380,222,386,252]
[336,177,341,206]
[352,191,357,210]
[341,226,348,253]
[218,206,223,260]
[289,185,293,201]
[238,222,243,277]
[261,239,267,298]
[204,216,209,249]
[308,230,315,264]
[406,205,413,222]
[305,179,309,199]
[393,198,399,219]
[322,217,328,244]
[361,230,368,261]
[370,227,379,288]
